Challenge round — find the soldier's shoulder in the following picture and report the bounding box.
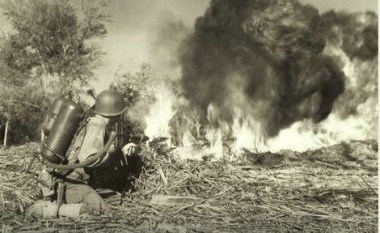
[87,115,108,126]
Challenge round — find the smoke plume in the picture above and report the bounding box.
[180,0,377,138]
[320,11,378,119]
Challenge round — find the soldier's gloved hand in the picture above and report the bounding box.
[122,143,137,156]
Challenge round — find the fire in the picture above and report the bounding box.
[141,2,377,159]
[144,84,176,139]
[204,104,224,158]
[142,44,377,157]
[231,109,266,153]
[262,42,378,152]
[143,49,377,156]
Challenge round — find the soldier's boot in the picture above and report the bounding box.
[26,201,83,219]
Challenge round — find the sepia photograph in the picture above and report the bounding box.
[0,0,378,232]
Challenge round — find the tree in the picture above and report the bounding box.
[0,73,45,145]
[0,0,108,145]
[1,0,108,88]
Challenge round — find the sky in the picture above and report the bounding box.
[92,0,210,91]
[0,0,377,92]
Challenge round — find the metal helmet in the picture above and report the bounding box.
[94,90,127,117]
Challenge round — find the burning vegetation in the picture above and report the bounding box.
[139,0,378,157]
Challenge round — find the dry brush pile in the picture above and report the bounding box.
[0,140,378,233]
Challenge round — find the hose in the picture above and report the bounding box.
[42,131,117,170]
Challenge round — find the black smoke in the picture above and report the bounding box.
[180,0,376,137]
[320,10,378,61]
[319,10,378,119]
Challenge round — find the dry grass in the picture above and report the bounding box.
[0,140,378,233]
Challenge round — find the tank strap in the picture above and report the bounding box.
[43,131,117,170]
[64,112,91,158]
[50,170,87,184]
[42,142,67,162]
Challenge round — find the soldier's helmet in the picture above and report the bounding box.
[94,90,127,117]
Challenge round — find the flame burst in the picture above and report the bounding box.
[144,84,176,139]
[143,0,377,159]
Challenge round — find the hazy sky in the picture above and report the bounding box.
[93,0,210,91]
[0,0,377,91]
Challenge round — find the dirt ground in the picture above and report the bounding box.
[0,140,378,233]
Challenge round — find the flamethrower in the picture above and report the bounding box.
[116,133,149,144]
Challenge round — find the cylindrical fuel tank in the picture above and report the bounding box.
[41,99,84,163]
[42,96,67,136]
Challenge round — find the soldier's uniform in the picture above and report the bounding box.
[28,90,136,218]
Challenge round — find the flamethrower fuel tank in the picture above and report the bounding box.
[41,98,84,164]
[42,96,67,136]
